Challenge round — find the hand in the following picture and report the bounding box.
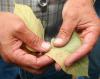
[53,0,100,67]
[0,12,53,74]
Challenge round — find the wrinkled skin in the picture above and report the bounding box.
[0,12,52,74]
[0,0,100,74]
[53,0,100,69]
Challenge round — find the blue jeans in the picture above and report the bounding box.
[0,59,20,79]
[20,64,73,79]
[88,38,100,79]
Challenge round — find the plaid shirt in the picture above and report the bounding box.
[0,0,66,40]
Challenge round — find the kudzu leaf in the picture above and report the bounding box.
[14,3,44,51]
[14,3,88,76]
[46,33,88,76]
[14,3,44,38]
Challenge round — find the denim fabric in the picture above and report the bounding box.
[95,0,100,16]
[87,0,100,79]
[88,39,100,79]
[0,59,20,79]
[20,64,72,79]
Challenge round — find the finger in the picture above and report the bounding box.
[55,63,61,71]
[14,24,51,52]
[9,49,53,69]
[8,49,42,69]
[37,55,54,68]
[65,27,99,66]
[2,50,44,74]
[53,19,76,47]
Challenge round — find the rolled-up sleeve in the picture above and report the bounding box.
[93,0,96,4]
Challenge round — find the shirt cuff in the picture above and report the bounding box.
[93,0,96,4]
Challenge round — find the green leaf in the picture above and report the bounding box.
[14,3,44,52]
[14,3,44,38]
[14,3,88,76]
[46,33,88,76]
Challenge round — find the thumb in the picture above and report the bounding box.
[53,20,76,47]
[14,24,51,52]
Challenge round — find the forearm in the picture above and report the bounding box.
[66,0,96,5]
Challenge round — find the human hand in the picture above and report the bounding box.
[0,12,53,74]
[53,0,100,68]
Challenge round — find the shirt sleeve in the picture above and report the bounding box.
[93,0,96,4]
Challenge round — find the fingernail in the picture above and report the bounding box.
[41,42,51,51]
[54,38,64,45]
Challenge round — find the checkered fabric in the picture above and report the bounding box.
[0,0,65,34]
